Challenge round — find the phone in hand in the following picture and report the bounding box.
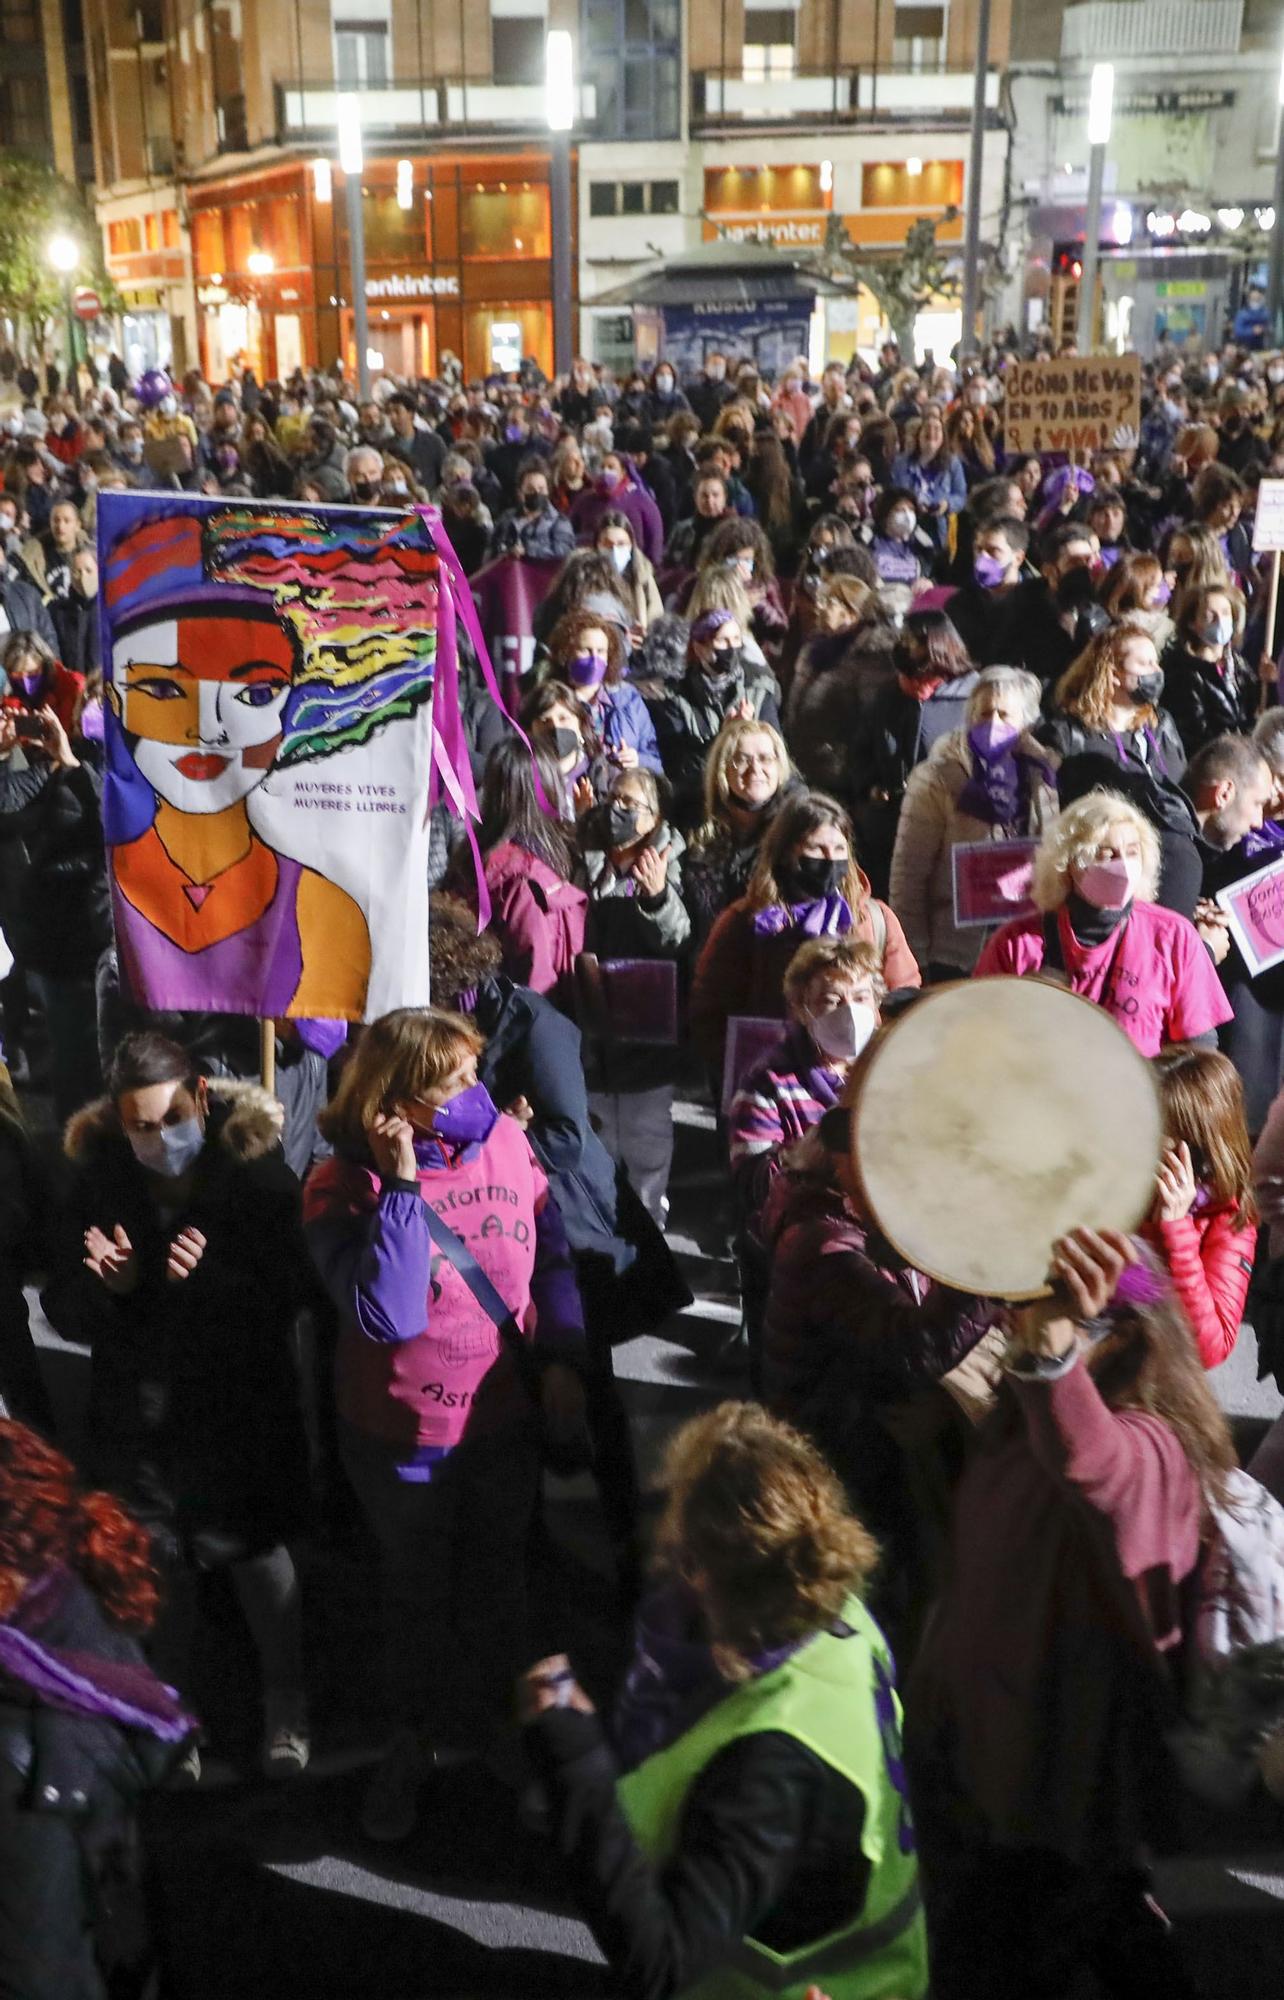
[10,711,43,743]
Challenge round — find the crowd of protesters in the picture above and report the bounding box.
[5,319,1284,1998]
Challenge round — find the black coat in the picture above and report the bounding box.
[7,761,111,980]
[42,1084,315,1568]
[990,578,1094,686]
[1160,639,1259,757]
[50,591,100,677]
[0,1569,185,2000]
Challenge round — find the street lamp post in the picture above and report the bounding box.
[1268,49,1284,342]
[47,233,81,409]
[1076,63,1114,353]
[959,0,992,363]
[546,30,574,379]
[337,94,372,401]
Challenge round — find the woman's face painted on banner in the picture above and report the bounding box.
[112,611,292,813]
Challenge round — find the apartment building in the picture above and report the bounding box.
[84,0,1012,383]
[1007,0,1284,350]
[0,0,94,186]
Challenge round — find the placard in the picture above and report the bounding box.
[1003,354,1142,455]
[951,839,1039,929]
[1215,855,1284,978]
[721,1015,786,1119]
[1253,479,1284,554]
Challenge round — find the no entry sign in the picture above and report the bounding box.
[73,288,102,321]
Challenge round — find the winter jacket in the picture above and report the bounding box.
[50,591,100,677]
[690,874,919,1075]
[1038,708,1187,787]
[588,680,663,774]
[988,577,1085,686]
[909,1356,1201,1866]
[1139,1204,1256,1370]
[0,1567,190,2000]
[888,451,967,549]
[7,759,108,979]
[490,501,577,563]
[572,476,665,567]
[471,840,588,1012]
[682,812,779,951]
[652,666,781,830]
[0,570,58,651]
[848,672,981,896]
[41,1082,315,1567]
[580,820,688,1092]
[1159,639,1260,757]
[889,727,1061,973]
[786,619,899,800]
[303,1112,583,1459]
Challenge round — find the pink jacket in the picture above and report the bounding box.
[476,840,587,1010]
[1140,1204,1256,1370]
[974,901,1232,1056]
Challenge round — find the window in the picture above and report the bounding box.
[893,3,946,69]
[162,209,180,247]
[744,2,795,80]
[588,180,681,218]
[491,15,545,85]
[584,0,680,141]
[0,0,38,43]
[108,217,144,257]
[334,21,388,85]
[1,75,47,148]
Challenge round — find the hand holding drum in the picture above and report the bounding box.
[850,978,1163,1300]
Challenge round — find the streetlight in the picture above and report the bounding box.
[47,232,82,409]
[546,30,574,379]
[337,93,372,400]
[1076,62,1114,352]
[1268,46,1284,341]
[247,250,274,277]
[959,0,992,363]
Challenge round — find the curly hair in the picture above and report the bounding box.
[1053,617,1162,732]
[1032,789,1161,911]
[0,1421,159,1630]
[427,892,503,1006]
[545,607,625,685]
[655,1402,879,1682]
[697,515,776,584]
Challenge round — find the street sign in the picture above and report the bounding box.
[73,288,102,321]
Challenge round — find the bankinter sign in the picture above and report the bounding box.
[1003,354,1142,454]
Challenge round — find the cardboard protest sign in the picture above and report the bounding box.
[1253,479,1284,554]
[1215,854,1284,979]
[97,493,436,1022]
[951,839,1039,929]
[1003,354,1142,455]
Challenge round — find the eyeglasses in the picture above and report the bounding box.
[728,754,776,773]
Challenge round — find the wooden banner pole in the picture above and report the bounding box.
[260,1018,276,1095]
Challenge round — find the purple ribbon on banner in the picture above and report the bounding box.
[417,507,549,933]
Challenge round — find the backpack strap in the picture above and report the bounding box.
[421,1204,522,1352]
[868,898,888,958]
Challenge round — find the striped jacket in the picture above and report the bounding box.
[729,1022,842,1224]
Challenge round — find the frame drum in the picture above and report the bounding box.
[851,976,1163,1300]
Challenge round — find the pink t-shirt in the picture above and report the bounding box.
[973,902,1233,1056]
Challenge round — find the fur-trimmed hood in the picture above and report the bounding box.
[64,1076,284,1166]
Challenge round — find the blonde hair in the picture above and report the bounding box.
[1032,790,1161,911]
[783,935,885,1009]
[1054,617,1161,732]
[813,574,877,633]
[318,1007,483,1156]
[655,1402,879,1682]
[698,716,792,830]
[686,566,754,629]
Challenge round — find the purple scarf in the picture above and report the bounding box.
[613,1581,821,1773]
[0,1569,193,1743]
[751,892,852,938]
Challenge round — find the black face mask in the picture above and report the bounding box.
[550,726,580,761]
[1056,565,1096,611]
[350,480,377,502]
[1130,671,1164,707]
[789,855,846,900]
[521,489,546,512]
[606,801,641,845]
[703,645,742,690]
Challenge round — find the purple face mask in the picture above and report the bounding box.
[568,652,608,691]
[1150,579,1173,608]
[78,697,105,743]
[423,1080,499,1152]
[973,552,1010,589]
[968,716,1020,759]
[11,672,41,701]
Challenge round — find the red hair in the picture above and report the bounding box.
[0,1422,159,1631]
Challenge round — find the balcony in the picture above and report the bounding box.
[1061,0,1244,59]
[276,78,597,144]
[690,66,1000,131]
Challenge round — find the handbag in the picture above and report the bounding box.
[421,1206,593,1475]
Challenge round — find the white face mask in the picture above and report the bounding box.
[607,543,630,572]
[127,1113,205,1179]
[807,999,878,1064]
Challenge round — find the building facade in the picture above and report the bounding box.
[1006,0,1284,351]
[0,0,95,184]
[84,0,1013,382]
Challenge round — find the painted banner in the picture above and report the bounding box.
[951,838,1039,929]
[97,493,436,1022]
[1215,855,1284,979]
[469,552,564,713]
[1003,354,1142,455]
